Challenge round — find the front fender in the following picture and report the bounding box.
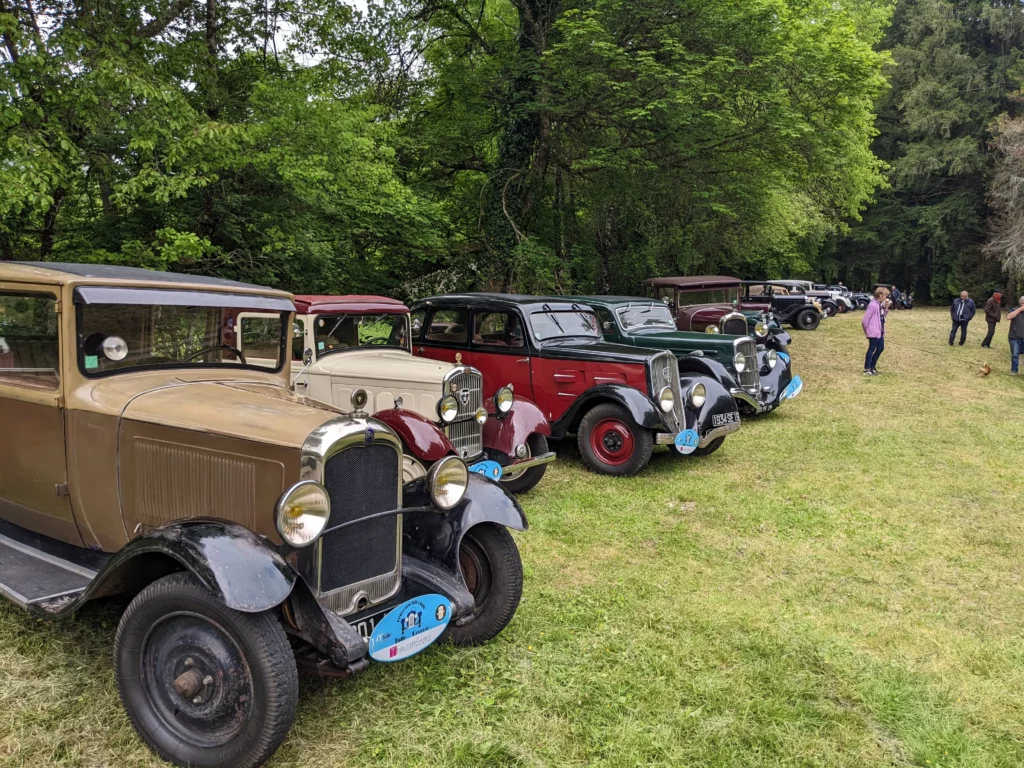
[676,353,739,391]
[767,328,792,352]
[483,396,551,456]
[402,474,527,575]
[551,384,669,438]
[374,408,456,462]
[74,521,296,615]
[678,374,737,439]
[757,355,793,410]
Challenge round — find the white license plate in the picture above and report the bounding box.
[712,412,740,427]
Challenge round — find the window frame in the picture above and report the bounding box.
[423,307,470,347]
[469,309,527,353]
[0,288,62,393]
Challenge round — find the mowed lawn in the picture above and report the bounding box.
[2,307,1024,767]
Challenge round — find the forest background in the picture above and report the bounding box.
[3,0,1024,303]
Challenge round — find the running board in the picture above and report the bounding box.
[0,533,96,613]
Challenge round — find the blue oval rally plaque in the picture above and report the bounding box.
[368,594,452,662]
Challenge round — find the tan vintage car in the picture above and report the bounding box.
[236,295,555,493]
[0,263,529,768]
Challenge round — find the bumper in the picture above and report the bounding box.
[655,418,740,448]
[474,451,557,480]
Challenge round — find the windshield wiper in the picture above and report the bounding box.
[541,303,564,334]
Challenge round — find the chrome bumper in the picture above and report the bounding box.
[505,451,557,472]
[731,387,776,413]
[654,421,740,448]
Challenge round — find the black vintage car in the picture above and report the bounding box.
[741,281,823,331]
[409,294,741,475]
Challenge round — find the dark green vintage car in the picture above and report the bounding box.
[573,296,804,415]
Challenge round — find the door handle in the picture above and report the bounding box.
[516,358,529,363]
[417,346,424,355]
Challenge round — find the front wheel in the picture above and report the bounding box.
[821,302,838,318]
[499,433,549,494]
[114,573,298,768]
[448,524,523,646]
[691,437,725,457]
[793,309,820,331]
[577,402,654,476]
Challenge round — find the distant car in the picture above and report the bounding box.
[237,295,555,493]
[409,294,741,475]
[766,280,841,317]
[741,281,823,331]
[574,296,803,416]
[813,284,855,313]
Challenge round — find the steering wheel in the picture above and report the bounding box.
[182,344,247,365]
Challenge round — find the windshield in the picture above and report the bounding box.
[530,310,601,341]
[78,304,286,376]
[616,304,675,330]
[314,313,409,356]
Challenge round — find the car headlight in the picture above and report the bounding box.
[428,456,469,510]
[705,325,719,334]
[690,383,706,408]
[755,321,769,337]
[438,395,459,423]
[767,349,778,369]
[275,481,330,548]
[475,406,488,424]
[657,386,674,413]
[733,352,747,373]
[494,386,514,414]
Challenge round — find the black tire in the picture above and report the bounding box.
[448,524,523,647]
[577,402,654,477]
[793,309,820,331]
[836,301,848,314]
[691,437,725,457]
[821,301,838,318]
[856,298,869,310]
[499,433,549,494]
[114,573,298,768]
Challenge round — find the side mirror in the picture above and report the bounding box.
[303,348,313,367]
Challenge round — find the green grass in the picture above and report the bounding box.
[3,307,1024,767]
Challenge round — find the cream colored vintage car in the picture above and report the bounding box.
[237,295,554,494]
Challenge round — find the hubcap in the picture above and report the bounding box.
[589,418,635,466]
[458,535,492,619]
[141,612,253,748]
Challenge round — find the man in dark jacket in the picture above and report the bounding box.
[1009,296,1024,375]
[982,292,1002,348]
[949,291,976,345]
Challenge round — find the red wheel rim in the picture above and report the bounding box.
[589,418,635,466]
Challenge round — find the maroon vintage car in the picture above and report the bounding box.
[642,276,751,335]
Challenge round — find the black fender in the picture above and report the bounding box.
[678,373,737,438]
[756,353,793,410]
[401,473,526,581]
[676,353,740,392]
[550,383,670,439]
[47,520,297,617]
[766,328,791,352]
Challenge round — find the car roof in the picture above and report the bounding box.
[294,295,408,314]
[413,293,599,313]
[566,295,663,307]
[642,275,740,289]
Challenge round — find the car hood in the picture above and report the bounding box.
[628,327,737,353]
[539,339,663,364]
[119,379,340,448]
[315,349,449,385]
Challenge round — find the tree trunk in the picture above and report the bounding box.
[39,189,65,257]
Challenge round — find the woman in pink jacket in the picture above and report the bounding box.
[862,286,890,375]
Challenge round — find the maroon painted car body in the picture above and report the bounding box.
[642,276,749,335]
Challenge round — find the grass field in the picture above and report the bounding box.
[2,307,1024,767]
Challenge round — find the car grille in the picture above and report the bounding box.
[721,312,748,336]
[443,367,484,460]
[318,442,401,613]
[648,351,685,432]
[734,338,760,392]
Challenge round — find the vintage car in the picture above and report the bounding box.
[574,296,803,415]
[408,294,741,475]
[741,281,824,331]
[235,295,555,494]
[642,275,795,350]
[0,263,530,768]
[767,280,842,317]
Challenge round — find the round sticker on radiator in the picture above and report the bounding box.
[674,429,699,455]
[468,460,503,480]
[368,594,452,663]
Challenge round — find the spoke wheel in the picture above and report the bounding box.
[500,433,549,494]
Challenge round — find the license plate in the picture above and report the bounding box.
[355,614,382,639]
[712,411,740,427]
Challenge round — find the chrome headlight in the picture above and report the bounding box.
[428,456,469,510]
[754,321,769,337]
[705,325,719,334]
[475,406,488,424]
[494,386,514,414]
[767,350,778,369]
[657,386,674,413]
[275,481,330,548]
[438,395,459,423]
[690,383,706,408]
[733,352,747,373]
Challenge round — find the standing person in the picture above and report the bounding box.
[949,291,976,345]
[891,285,902,309]
[862,286,889,375]
[1008,296,1024,375]
[982,291,1003,348]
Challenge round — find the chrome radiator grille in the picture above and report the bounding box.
[318,442,401,614]
[721,312,749,336]
[649,351,685,432]
[442,366,484,460]
[734,338,761,392]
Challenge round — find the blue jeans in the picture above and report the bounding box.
[1011,338,1024,373]
[865,337,884,371]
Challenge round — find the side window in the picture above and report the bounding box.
[593,306,614,337]
[656,287,676,307]
[472,311,525,349]
[237,316,283,368]
[410,310,425,341]
[0,292,60,391]
[425,308,468,344]
[292,318,306,361]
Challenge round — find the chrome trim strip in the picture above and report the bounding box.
[698,420,741,446]
[0,533,98,579]
[654,433,680,445]
[729,388,764,412]
[503,451,557,472]
[0,583,29,608]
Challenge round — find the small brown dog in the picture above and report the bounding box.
[980,363,992,376]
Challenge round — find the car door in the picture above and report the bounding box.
[469,309,533,400]
[414,307,470,366]
[0,286,81,545]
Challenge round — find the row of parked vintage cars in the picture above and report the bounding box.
[0,264,808,768]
